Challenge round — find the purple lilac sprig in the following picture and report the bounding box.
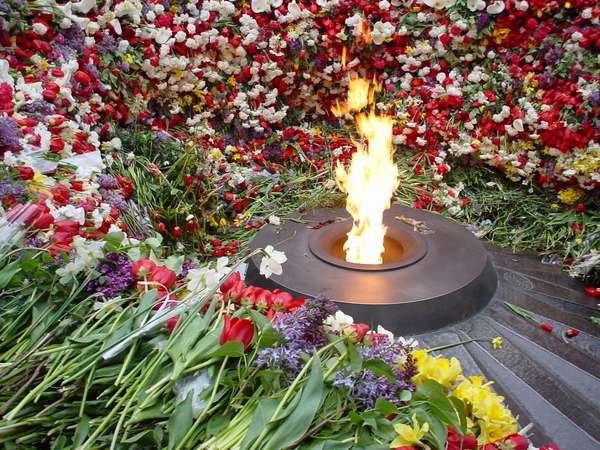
[255,297,337,381]
[333,337,417,410]
[87,253,134,299]
[0,117,22,151]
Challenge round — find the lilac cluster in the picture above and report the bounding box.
[97,174,120,189]
[21,100,54,118]
[87,253,134,299]
[179,259,193,279]
[272,297,337,352]
[333,338,417,410]
[100,188,127,212]
[0,117,22,151]
[255,298,337,381]
[0,175,26,201]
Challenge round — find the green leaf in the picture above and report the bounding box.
[211,340,244,358]
[0,261,21,289]
[347,341,362,372]
[415,409,446,450]
[375,398,399,417]
[168,391,193,450]
[207,413,232,436]
[415,379,462,433]
[240,399,279,449]
[449,396,468,435]
[168,313,209,362]
[127,245,143,261]
[364,359,396,382]
[164,254,185,273]
[263,354,325,450]
[103,232,125,251]
[73,415,90,447]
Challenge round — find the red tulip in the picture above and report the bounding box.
[220,271,242,295]
[149,266,177,289]
[565,328,579,338]
[541,322,553,333]
[584,286,600,298]
[446,427,477,450]
[220,314,254,351]
[501,433,529,450]
[540,444,560,450]
[167,316,179,333]
[350,323,370,342]
[132,258,157,279]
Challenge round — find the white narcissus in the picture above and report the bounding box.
[421,0,457,9]
[259,245,287,278]
[324,310,354,332]
[486,1,505,14]
[466,0,486,11]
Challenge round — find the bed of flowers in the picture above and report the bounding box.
[0,0,598,448]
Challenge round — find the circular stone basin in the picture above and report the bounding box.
[308,219,428,271]
[246,205,497,334]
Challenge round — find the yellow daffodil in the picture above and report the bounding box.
[453,376,518,444]
[557,187,583,205]
[412,349,462,388]
[491,337,503,349]
[390,414,429,448]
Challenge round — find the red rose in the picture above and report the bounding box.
[132,258,157,279]
[220,314,254,351]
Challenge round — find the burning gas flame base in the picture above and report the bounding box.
[333,36,399,265]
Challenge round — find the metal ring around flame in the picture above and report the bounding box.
[308,219,428,271]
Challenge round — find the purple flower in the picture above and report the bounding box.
[0,174,26,200]
[256,297,337,380]
[100,189,128,212]
[333,338,417,410]
[88,253,134,299]
[62,25,85,52]
[22,100,55,118]
[99,33,118,53]
[476,14,490,30]
[0,117,22,151]
[179,259,193,279]
[255,347,304,376]
[97,174,120,189]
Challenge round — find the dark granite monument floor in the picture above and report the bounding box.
[420,244,600,450]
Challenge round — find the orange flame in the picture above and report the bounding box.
[333,28,398,265]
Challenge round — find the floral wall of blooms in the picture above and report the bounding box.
[1,0,599,193]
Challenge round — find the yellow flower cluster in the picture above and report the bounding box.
[453,376,518,444]
[412,349,462,388]
[557,186,584,205]
[409,350,517,446]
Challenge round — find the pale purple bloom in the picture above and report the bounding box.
[0,117,22,150]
